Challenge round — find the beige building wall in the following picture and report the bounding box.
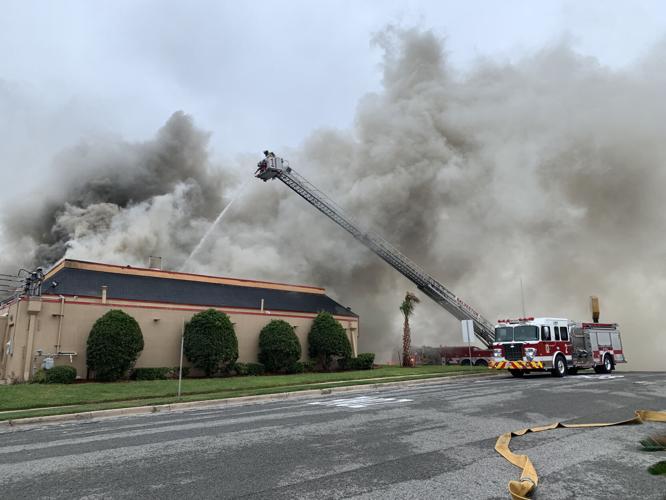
[0,295,359,382]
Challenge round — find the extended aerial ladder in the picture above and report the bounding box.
[255,153,495,347]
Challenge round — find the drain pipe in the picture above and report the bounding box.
[55,295,65,353]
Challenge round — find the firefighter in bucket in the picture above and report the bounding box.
[255,151,281,181]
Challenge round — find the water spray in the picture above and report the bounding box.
[181,178,251,271]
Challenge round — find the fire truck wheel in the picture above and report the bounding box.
[551,355,567,377]
[599,355,613,374]
[509,369,524,378]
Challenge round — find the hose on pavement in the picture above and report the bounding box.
[494,409,666,500]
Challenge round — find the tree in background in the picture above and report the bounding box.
[87,310,144,381]
[258,319,302,373]
[184,309,238,376]
[308,311,352,370]
[400,292,420,367]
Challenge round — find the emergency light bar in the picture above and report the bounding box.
[497,317,534,324]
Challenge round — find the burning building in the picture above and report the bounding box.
[0,259,358,383]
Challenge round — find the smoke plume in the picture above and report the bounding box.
[2,28,665,370]
[1,111,231,268]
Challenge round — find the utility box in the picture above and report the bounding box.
[27,298,42,314]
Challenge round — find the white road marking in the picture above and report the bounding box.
[307,396,413,409]
[576,374,625,380]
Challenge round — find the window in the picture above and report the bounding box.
[541,325,551,341]
[554,326,560,341]
[495,327,513,342]
[514,325,539,341]
[559,326,569,341]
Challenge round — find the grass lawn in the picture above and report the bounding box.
[0,365,493,421]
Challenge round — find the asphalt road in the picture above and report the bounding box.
[0,371,664,500]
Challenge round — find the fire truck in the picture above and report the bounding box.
[441,346,493,366]
[489,317,626,377]
[255,153,626,377]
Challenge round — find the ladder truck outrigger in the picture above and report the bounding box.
[254,152,626,377]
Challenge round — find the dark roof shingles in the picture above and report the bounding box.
[44,268,357,318]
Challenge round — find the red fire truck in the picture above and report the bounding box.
[441,346,493,366]
[489,317,626,377]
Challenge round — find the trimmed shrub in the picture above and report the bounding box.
[352,353,375,370]
[184,309,238,376]
[288,361,305,374]
[87,310,144,382]
[170,366,190,379]
[308,312,352,370]
[246,362,265,376]
[134,367,171,381]
[234,362,249,376]
[46,365,77,384]
[31,369,47,384]
[258,320,302,373]
[301,360,316,373]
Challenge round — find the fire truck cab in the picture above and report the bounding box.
[489,317,625,378]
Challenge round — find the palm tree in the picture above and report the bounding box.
[400,291,420,367]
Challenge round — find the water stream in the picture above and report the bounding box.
[181,178,251,271]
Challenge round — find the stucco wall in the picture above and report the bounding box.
[0,296,358,382]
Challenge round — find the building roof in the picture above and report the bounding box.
[42,259,357,318]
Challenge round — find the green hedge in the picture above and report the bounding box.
[246,362,265,376]
[233,362,249,376]
[232,362,265,376]
[184,309,238,376]
[47,365,77,383]
[308,312,352,370]
[31,369,47,384]
[134,367,170,381]
[32,365,77,384]
[258,320,302,373]
[288,361,305,374]
[338,353,375,371]
[351,353,375,370]
[86,310,144,381]
[172,366,191,379]
[301,360,316,372]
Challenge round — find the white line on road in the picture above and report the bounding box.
[307,396,413,409]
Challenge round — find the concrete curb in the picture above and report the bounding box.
[0,372,502,429]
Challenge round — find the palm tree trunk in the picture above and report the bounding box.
[402,316,411,367]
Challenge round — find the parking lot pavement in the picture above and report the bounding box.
[0,371,664,499]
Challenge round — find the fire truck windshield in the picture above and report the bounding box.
[494,325,539,342]
[495,327,513,342]
[514,325,539,341]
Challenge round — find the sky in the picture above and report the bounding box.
[2,1,666,366]
[2,0,666,193]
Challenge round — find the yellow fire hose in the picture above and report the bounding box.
[494,409,666,500]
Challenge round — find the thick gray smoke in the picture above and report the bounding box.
[2,28,665,370]
[1,111,231,268]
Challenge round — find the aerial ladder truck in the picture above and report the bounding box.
[255,152,496,347]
